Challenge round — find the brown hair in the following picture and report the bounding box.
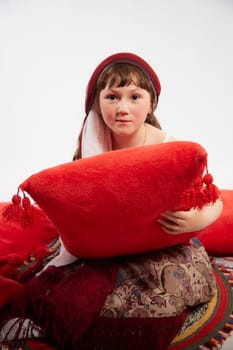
[73,62,162,160]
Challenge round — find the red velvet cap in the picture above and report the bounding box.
[85,52,161,114]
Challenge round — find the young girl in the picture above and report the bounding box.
[0,52,222,350]
[42,52,222,270]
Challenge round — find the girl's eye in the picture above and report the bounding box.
[107,94,117,100]
[131,95,140,100]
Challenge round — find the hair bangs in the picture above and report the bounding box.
[97,63,155,97]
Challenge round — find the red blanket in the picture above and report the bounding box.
[0,201,58,307]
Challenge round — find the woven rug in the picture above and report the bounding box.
[169,257,233,350]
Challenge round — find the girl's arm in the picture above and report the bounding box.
[158,198,223,234]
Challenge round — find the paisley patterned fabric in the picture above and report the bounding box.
[101,238,216,318]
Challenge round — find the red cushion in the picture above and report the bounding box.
[19,141,218,258]
[0,202,58,278]
[198,189,233,255]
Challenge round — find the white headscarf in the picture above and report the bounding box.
[81,109,112,159]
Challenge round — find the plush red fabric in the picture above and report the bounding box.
[25,340,57,350]
[79,312,188,350]
[198,189,233,255]
[4,261,118,349]
[19,141,218,258]
[0,202,58,279]
[0,275,23,308]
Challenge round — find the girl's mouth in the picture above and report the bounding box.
[116,119,130,123]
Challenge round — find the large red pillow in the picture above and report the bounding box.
[18,141,218,258]
[198,189,233,255]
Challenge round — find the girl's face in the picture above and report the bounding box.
[99,82,152,138]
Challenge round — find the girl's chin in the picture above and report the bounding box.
[112,125,134,134]
[112,131,133,138]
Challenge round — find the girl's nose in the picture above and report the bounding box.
[117,99,128,115]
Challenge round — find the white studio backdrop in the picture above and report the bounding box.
[0,0,232,201]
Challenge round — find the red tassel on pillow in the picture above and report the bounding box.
[2,193,24,223]
[2,189,42,227]
[180,169,220,210]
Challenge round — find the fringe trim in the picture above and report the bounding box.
[198,258,233,350]
[0,318,42,349]
[198,315,233,349]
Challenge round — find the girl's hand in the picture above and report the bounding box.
[158,199,223,234]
